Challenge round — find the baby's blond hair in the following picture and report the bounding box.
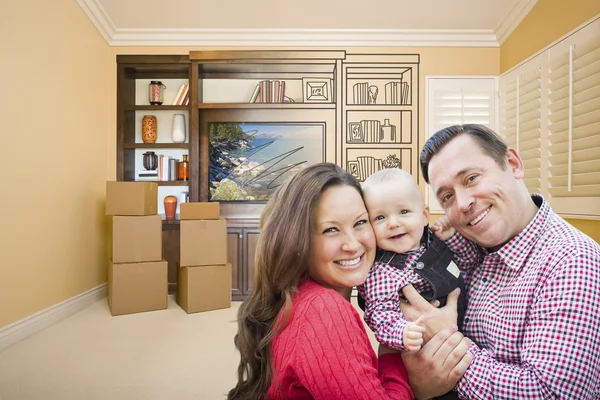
[362,168,416,189]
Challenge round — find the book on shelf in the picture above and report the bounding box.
[249,84,260,103]
[157,155,181,181]
[384,80,409,105]
[173,84,189,105]
[138,170,158,176]
[169,158,177,181]
[353,82,369,105]
[253,80,286,103]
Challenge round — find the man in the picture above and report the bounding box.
[400,124,600,399]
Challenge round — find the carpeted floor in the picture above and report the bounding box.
[0,296,242,400]
[0,295,376,400]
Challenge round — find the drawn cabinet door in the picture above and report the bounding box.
[243,230,261,296]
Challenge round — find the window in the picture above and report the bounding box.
[425,77,499,213]
[500,16,600,218]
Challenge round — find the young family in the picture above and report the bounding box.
[228,124,600,399]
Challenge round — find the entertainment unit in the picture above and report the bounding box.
[116,50,420,298]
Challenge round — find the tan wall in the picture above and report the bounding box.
[0,0,111,327]
[17,1,600,328]
[0,10,498,328]
[500,3,600,243]
[500,0,600,72]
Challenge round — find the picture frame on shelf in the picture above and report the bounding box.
[302,78,331,103]
[347,122,364,143]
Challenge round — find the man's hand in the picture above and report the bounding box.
[400,285,459,342]
[431,216,456,241]
[402,326,472,400]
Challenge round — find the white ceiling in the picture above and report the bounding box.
[77,0,538,47]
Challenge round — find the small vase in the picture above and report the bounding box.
[164,195,178,220]
[142,151,158,170]
[142,115,157,143]
[381,118,396,143]
[172,114,186,143]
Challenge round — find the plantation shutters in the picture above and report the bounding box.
[500,16,600,218]
[500,56,544,194]
[548,24,600,197]
[426,77,498,213]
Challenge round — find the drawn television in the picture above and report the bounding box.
[209,122,325,201]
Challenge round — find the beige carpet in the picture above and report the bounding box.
[0,296,242,400]
[0,295,376,400]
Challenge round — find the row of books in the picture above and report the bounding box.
[384,81,410,105]
[137,155,181,181]
[250,80,286,103]
[172,84,190,105]
[352,81,410,105]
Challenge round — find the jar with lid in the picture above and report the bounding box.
[148,81,166,105]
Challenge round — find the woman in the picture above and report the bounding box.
[228,163,413,399]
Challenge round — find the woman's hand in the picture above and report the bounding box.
[401,325,472,400]
[399,285,459,343]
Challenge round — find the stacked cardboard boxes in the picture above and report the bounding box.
[177,202,231,314]
[105,181,168,316]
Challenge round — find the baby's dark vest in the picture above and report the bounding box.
[358,227,467,330]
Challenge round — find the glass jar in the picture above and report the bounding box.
[178,154,189,181]
[148,81,166,105]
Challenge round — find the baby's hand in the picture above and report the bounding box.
[403,317,426,352]
[431,216,456,241]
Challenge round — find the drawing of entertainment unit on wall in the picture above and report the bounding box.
[346,111,412,144]
[346,66,413,105]
[346,148,412,182]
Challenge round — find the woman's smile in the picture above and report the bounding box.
[336,255,363,269]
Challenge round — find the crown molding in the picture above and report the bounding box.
[76,0,117,43]
[495,0,538,45]
[108,28,499,47]
[77,0,500,47]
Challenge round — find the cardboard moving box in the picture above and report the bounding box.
[180,202,220,220]
[177,263,232,314]
[108,260,168,316]
[107,215,162,263]
[106,181,158,216]
[180,219,227,266]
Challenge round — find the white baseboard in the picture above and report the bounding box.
[0,284,107,353]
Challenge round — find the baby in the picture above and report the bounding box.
[357,168,467,351]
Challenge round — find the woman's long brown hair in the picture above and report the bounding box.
[227,163,362,400]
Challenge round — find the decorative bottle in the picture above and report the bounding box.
[148,81,166,105]
[178,154,189,181]
[141,115,157,143]
[172,114,186,143]
[380,118,397,143]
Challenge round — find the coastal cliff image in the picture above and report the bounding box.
[209,123,324,201]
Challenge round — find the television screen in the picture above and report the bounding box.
[209,122,325,201]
